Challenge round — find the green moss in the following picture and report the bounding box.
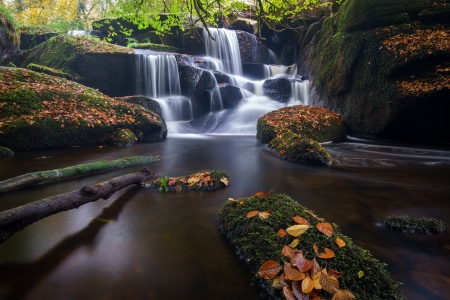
[112,128,136,146]
[143,170,229,192]
[0,146,14,156]
[217,193,405,300]
[0,5,20,45]
[130,42,180,53]
[381,215,446,234]
[269,132,332,165]
[26,63,72,79]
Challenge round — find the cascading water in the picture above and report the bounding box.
[67,30,93,36]
[203,28,243,75]
[291,79,310,105]
[135,50,193,122]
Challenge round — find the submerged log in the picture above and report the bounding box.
[0,168,158,244]
[0,155,161,194]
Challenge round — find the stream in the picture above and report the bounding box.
[0,136,449,300]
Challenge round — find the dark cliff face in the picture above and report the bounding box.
[298,0,450,143]
[0,9,20,66]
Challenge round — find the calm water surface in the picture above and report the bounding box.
[0,136,449,300]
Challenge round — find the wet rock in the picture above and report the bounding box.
[262,76,304,102]
[218,84,244,109]
[242,63,266,80]
[236,31,269,64]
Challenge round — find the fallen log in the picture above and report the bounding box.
[0,155,161,194]
[0,167,157,244]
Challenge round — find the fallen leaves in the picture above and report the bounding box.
[293,216,310,226]
[317,248,335,259]
[335,237,346,248]
[317,223,333,237]
[278,229,287,238]
[286,225,309,237]
[220,177,229,186]
[247,211,259,218]
[258,260,282,280]
[247,210,271,220]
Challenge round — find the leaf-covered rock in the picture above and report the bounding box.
[0,146,14,156]
[112,128,136,146]
[257,105,347,144]
[0,67,166,151]
[217,193,404,300]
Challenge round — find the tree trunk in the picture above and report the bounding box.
[0,155,161,194]
[0,167,157,244]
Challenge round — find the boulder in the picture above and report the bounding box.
[19,27,59,50]
[299,0,450,143]
[21,35,135,97]
[112,128,136,146]
[0,8,20,66]
[228,16,258,35]
[218,84,244,109]
[242,63,266,80]
[0,67,165,151]
[0,146,14,157]
[262,75,305,102]
[236,30,269,64]
[256,105,347,144]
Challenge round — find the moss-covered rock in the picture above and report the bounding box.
[130,42,181,53]
[299,0,450,143]
[269,132,332,165]
[381,215,446,234]
[217,193,404,300]
[0,67,166,151]
[21,35,135,97]
[0,5,20,66]
[19,25,60,50]
[257,105,347,144]
[0,146,14,156]
[143,170,229,192]
[26,63,71,79]
[112,128,136,146]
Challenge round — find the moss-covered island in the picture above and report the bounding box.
[257,106,346,165]
[0,67,166,151]
[218,193,404,300]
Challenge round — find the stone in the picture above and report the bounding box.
[218,84,244,109]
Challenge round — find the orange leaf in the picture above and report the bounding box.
[291,252,312,273]
[247,211,259,218]
[277,229,287,238]
[328,269,342,279]
[283,286,297,300]
[331,289,356,300]
[335,237,346,248]
[313,243,318,253]
[258,260,282,280]
[254,191,264,197]
[317,223,333,237]
[293,216,310,225]
[318,248,335,259]
[320,271,340,294]
[302,275,314,294]
[309,258,322,278]
[281,246,296,259]
[284,261,305,281]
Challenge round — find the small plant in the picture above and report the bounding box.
[159,176,169,192]
[125,37,139,48]
[381,215,446,234]
[141,37,151,43]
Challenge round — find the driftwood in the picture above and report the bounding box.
[0,167,157,244]
[0,155,161,193]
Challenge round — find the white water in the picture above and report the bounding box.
[134,28,310,136]
[67,30,93,36]
[203,28,243,75]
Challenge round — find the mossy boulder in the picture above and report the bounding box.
[269,132,332,165]
[217,193,404,300]
[0,146,14,156]
[0,67,166,151]
[112,128,136,146]
[257,105,347,144]
[298,0,450,143]
[26,63,71,79]
[130,42,181,53]
[21,35,135,97]
[19,25,60,50]
[0,6,20,66]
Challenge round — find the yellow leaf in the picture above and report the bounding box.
[358,271,364,278]
[289,239,300,248]
[258,211,270,220]
[302,275,314,294]
[285,225,309,237]
[220,177,228,186]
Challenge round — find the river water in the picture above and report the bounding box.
[0,136,449,300]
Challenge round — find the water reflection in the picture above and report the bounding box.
[0,137,449,299]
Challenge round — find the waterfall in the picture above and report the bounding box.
[203,28,243,76]
[263,64,297,78]
[291,80,310,105]
[67,30,93,36]
[135,53,181,98]
[155,96,193,122]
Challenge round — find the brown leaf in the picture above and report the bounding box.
[329,269,342,279]
[309,258,322,278]
[247,211,259,218]
[175,185,182,192]
[281,246,296,259]
[168,180,176,187]
[292,281,309,300]
[335,237,346,248]
[284,261,305,281]
[320,271,340,294]
[331,289,356,300]
[286,224,309,237]
[283,286,297,300]
[302,275,314,294]
[277,229,287,238]
[317,223,333,237]
[293,216,310,225]
[291,252,312,273]
[258,260,282,280]
[318,248,335,259]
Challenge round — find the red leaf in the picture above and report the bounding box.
[277,229,287,238]
[291,252,312,273]
[258,260,282,280]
